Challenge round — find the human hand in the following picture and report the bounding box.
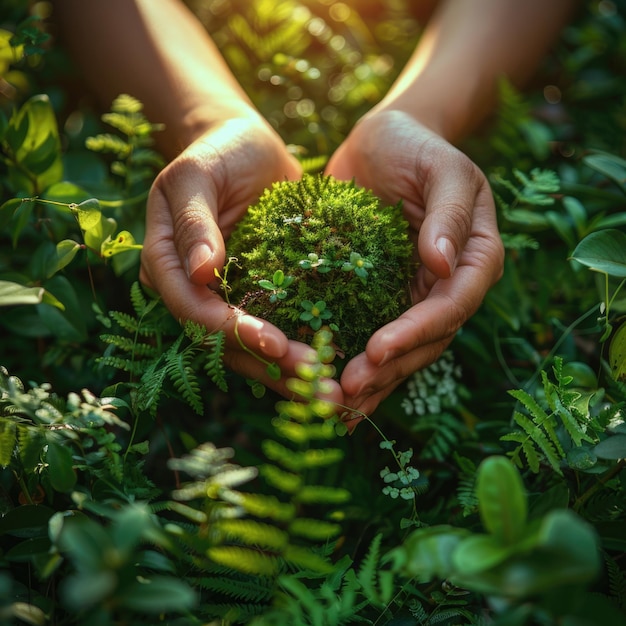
[140,116,344,402]
[326,110,504,419]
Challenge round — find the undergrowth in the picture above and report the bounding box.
[1,1,626,625]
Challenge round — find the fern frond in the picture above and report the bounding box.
[605,554,626,610]
[202,329,228,392]
[295,484,351,505]
[207,545,281,576]
[129,280,148,315]
[357,533,383,606]
[215,519,289,551]
[136,352,170,414]
[259,463,302,494]
[97,355,147,377]
[164,347,203,416]
[109,310,155,335]
[287,518,341,542]
[196,575,273,604]
[283,544,332,574]
[99,334,159,358]
[503,410,562,474]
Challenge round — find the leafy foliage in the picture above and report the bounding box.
[1,1,626,624]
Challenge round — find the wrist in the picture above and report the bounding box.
[161,101,265,159]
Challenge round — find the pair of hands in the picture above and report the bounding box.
[140,110,504,419]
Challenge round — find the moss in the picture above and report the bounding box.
[226,174,413,360]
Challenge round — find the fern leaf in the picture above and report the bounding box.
[129,280,148,315]
[196,576,273,603]
[99,334,159,358]
[288,518,341,542]
[203,330,228,392]
[295,484,351,505]
[97,354,146,376]
[357,533,383,606]
[215,518,288,550]
[605,554,626,609]
[227,492,295,523]
[504,411,562,474]
[282,544,332,574]
[509,387,549,423]
[165,348,203,415]
[207,545,280,576]
[136,353,169,414]
[259,463,302,494]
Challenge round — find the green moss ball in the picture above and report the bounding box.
[226,174,413,360]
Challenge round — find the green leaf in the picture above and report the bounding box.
[83,214,117,252]
[71,198,102,231]
[583,152,626,193]
[100,230,143,257]
[476,456,527,544]
[392,526,470,582]
[10,95,63,192]
[570,229,626,277]
[46,441,76,492]
[0,280,63,310]
[593,434,626,460]
[0,505,55,538]
[11,197,34,248]
[53,240,81,275]
[452,534,518,575]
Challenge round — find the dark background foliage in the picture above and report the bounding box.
[0,1,625,624]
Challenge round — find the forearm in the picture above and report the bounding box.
[375,0,577,142]
[53,0,258,159]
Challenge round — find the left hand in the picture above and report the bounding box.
[326,110,504,419]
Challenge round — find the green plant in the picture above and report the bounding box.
[226,173,413,359]
[2,1,626,624]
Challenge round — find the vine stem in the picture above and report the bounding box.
[337,406,420,521]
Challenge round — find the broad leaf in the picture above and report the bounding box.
[583,152,626,193]
[570,229,626,277]
[476,456,527,544]
[0,280,64,309]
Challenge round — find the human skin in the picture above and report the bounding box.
[53,0,576,417]
[327,0,577,417]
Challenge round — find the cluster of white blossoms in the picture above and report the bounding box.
[401,351,462,417]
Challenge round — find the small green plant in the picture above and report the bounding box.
[226,173,413,360]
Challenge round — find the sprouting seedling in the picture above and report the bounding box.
[342,251,373,284]
[213,256,240,306]
[298,253,333,274]
[258,269,294,303]
[300,300,333,331]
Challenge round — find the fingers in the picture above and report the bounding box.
[341,336,452,416]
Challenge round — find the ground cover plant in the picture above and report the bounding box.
[0,0,625,624]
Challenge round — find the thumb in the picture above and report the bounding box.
[151,160,226,287]
[416,156,486,279]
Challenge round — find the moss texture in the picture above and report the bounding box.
[226,174,413,360]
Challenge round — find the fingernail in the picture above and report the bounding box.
[185,243,212,279]
[241,315,285,358]
[436,237,457,277]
